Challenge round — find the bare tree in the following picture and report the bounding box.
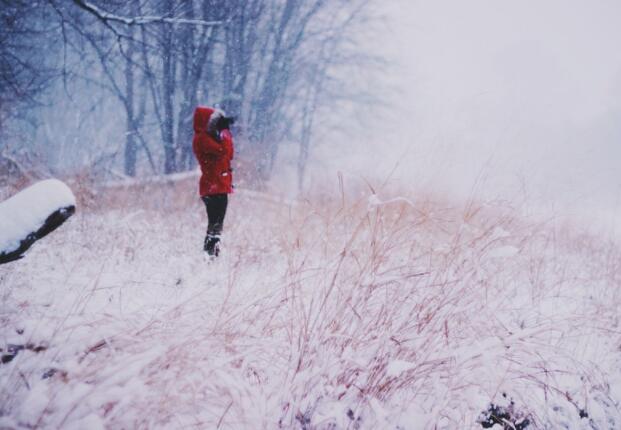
[47,0,155,176]
[0,1,58,149]
[1,0,379,187]
[174,1,221,172]
[293,0,378,191]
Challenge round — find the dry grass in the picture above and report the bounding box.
[1,178,620,429]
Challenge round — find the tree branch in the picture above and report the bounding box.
[72,0,226,27]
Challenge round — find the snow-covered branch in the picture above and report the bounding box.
[72,0,226,27]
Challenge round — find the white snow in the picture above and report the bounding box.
[1,184,620,428]
[486,245,519,258]
[367,193,415,211]
[0,179,76,255]
[385,360,417,377]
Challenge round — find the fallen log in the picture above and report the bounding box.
[0,179,76,264]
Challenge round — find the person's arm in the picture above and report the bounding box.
[220,129,234,160]
[196,132,224,156]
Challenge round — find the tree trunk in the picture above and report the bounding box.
[161,0,177,174]
[123,13,137,177]
[175,3,215,172]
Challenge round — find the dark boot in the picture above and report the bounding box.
[204,234,221,257]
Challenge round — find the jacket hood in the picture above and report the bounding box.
[193,106,215,133]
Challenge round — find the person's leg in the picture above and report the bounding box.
[202,194,228,255]
[201,195,212,252]
[211,194,228,236]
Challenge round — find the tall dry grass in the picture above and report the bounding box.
[1,178,620,429]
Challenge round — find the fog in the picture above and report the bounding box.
[3,1,620,233]
[320,0,621,232]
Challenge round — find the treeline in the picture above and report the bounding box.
[0,0,377,188]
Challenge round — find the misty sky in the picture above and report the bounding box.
[324,0,621,231]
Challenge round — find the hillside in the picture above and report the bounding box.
[1,178,620,429]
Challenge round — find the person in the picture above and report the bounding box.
[192,106,234,257]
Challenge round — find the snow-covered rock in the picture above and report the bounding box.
[0,179,75,263]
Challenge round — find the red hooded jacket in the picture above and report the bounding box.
[192,106,234,196]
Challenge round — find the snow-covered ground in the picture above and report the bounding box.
[1,180,620,429]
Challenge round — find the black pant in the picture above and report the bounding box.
[201,194,228,252]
